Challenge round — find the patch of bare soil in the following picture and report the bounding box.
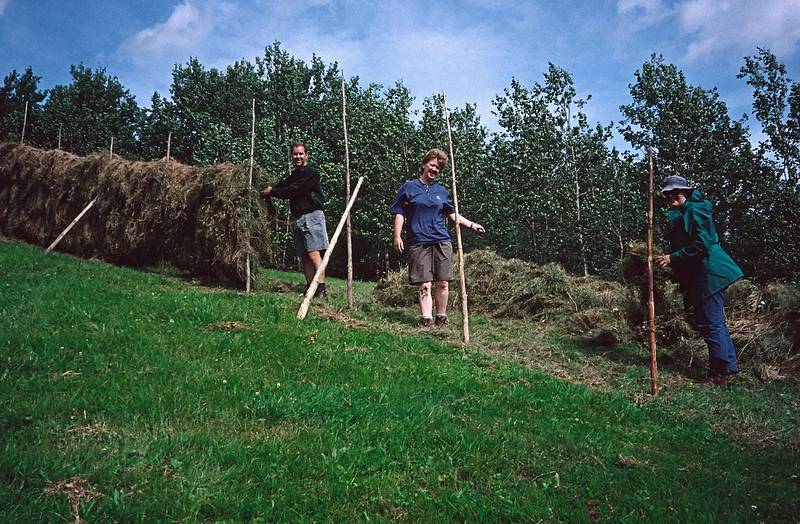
[63,422,116,440]
[314,308,371,329]
[208,321,251,331]
[44,477,102,523]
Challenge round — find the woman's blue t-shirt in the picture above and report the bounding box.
[390,179,454,246]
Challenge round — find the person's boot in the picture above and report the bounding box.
[699,369,730,386]
[314,282,329,304]
[434,314,448,327]
[419,316,433,328]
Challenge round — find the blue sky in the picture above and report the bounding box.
[2,0,799,147]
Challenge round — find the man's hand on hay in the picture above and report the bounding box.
[655,254,671,267]
[470,222,486,234]
[261,186,273,198]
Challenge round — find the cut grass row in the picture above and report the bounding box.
[1,240,797,521]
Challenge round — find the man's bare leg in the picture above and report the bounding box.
[434,280,449,316]
[303,250,325,286]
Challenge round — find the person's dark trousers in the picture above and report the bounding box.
[693,290,739,374]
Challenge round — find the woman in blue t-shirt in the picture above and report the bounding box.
[390,148,485,327]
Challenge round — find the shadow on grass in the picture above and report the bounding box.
[569,337,708,380]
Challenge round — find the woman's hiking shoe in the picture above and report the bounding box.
[420,316,433,328]
[434,314,448,327]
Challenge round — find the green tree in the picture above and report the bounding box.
[0,66,46,143]
[619,54,754,242]
[493,65,629,275]
[736,49,800,281]
[37,64,142,157]
[738,47,800,186]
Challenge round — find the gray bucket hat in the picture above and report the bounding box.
[660,175,692,193]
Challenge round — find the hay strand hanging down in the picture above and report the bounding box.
[0,142,270,286]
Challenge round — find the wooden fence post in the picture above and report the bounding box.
[443,93,471,345]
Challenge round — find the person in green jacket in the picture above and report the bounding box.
[655,176,743,385]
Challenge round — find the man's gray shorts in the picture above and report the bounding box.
[407,242,453,284]
[293,210,329,255]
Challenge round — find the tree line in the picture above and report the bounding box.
[1,43,798,283]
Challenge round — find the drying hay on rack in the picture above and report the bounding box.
[0,142,270,286]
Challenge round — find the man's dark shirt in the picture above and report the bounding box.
[270,164,325,218]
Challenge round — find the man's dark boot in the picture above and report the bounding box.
[314,282,329,304]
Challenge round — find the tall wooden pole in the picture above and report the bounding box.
[443,92,470,345]
[166,131,172,162]
[109,137,114,159]
[246,98,256,292]
[20,101,28,144]
[646,147,659,396]
[297,177,364,320]
[341,72,354,309]
[57,124,62,150]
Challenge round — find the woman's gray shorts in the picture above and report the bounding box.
[293,210,329,255]
[407,242,453,284]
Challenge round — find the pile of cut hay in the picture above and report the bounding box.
[0,143,270,286]
[375,246,799,376]
[375,249,631,346]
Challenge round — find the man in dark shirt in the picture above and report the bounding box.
[262,142,329,301]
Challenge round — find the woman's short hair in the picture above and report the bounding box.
[420,148,448,172]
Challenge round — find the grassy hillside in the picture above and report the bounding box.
[1,240,797,522]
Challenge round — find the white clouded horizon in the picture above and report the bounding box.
[120,1,216,65]
[617,0,673,29]
[679,0,800,61]
[42,0,795,141]
[616,0,800,62]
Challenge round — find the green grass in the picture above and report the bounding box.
[1,240,798,522]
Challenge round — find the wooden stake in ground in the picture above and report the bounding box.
[297,176,365,320]
[57,124,62,151]
[646,146,660,396]
[109,137,114,159]
[20,100,28,145]
[45,198,98,254]
[341,72,354,309]
[166,131,172,163]
[246,98,256,293]
[443,92,470,345]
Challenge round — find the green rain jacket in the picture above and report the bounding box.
[667,189,743,300]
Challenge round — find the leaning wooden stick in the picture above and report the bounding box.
[45,198,98,254]
[646,146,660,396]
[246,98,255,293]
[341,72,354,309]
[443,92,470,345]
[297,176,365,320]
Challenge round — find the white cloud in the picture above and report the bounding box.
[617,0,672,28]
[120,1,216,64]
[0,0,10,16]
[680,0,800,61]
